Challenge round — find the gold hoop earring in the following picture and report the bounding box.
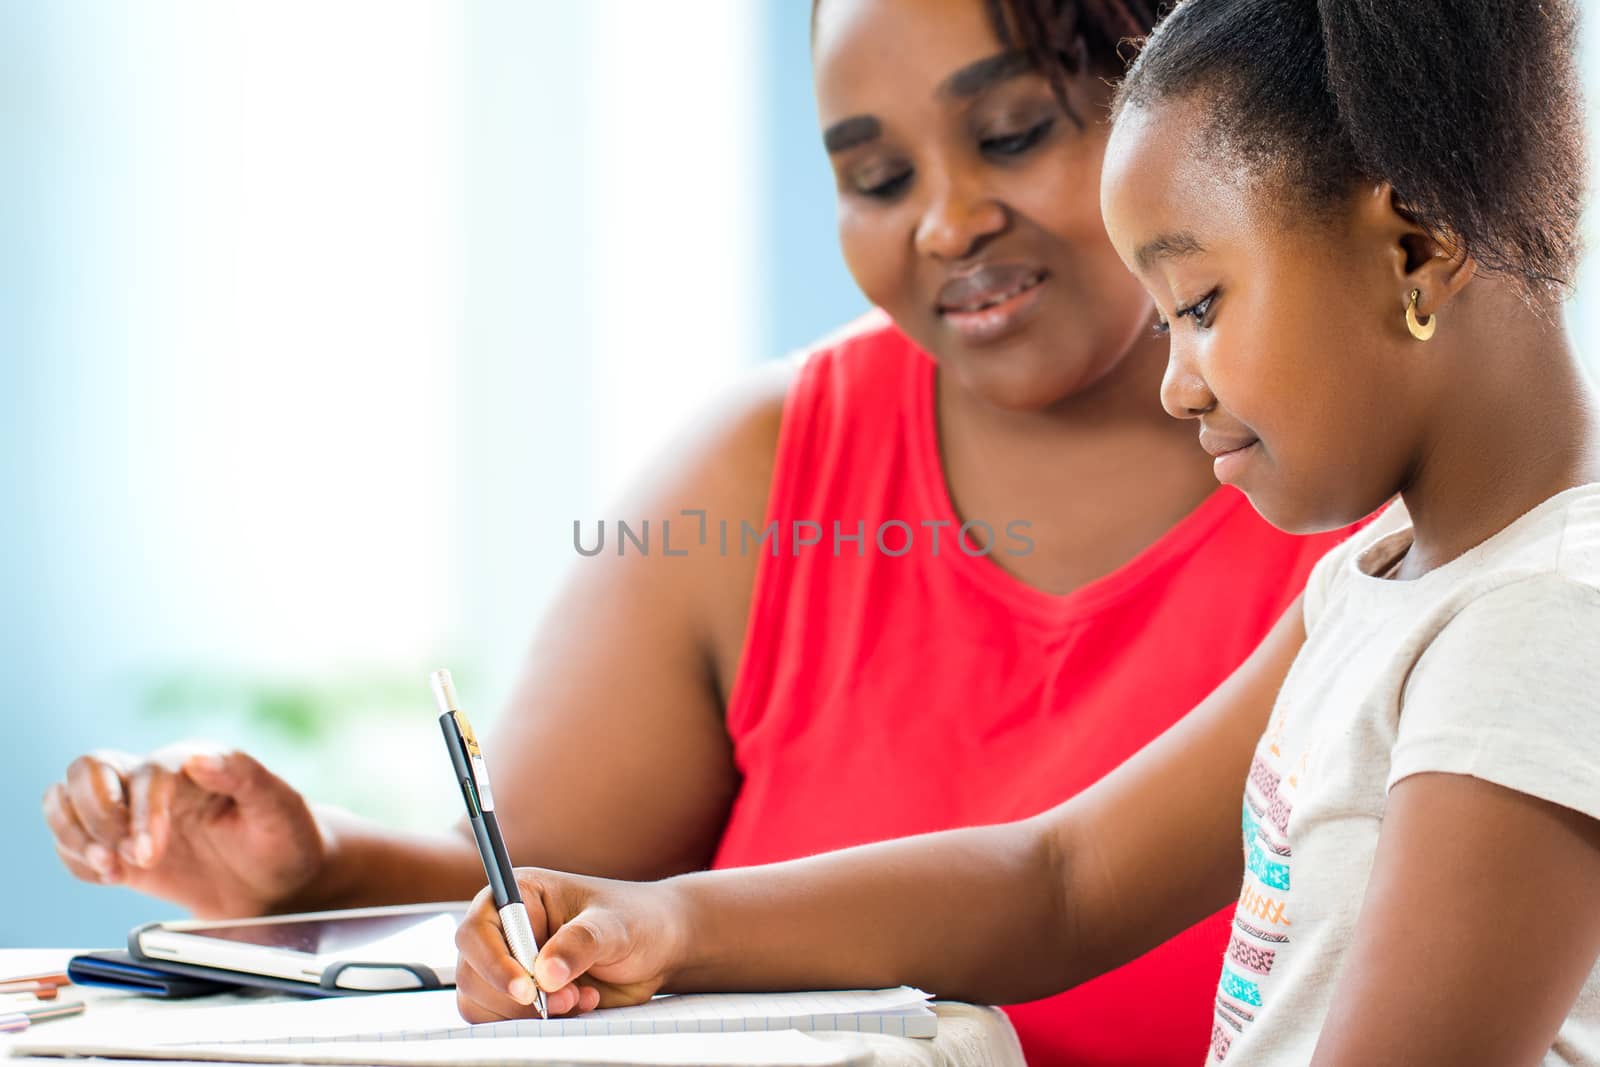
[1406,289,1436,342]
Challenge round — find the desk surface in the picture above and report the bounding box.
[0,951,1025,1067]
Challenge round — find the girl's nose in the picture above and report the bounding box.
[1160,347,1216,419]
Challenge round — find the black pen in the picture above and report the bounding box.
[433,669,548,1019]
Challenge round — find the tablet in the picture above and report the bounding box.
[131,902,469,992]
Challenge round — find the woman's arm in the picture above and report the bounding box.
[456,595,1307,1018]
[296,364,798,910]
[46,365,793,917]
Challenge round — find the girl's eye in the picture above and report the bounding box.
[854,168,913,200]
[1153,289,1220,336]
[1182,290,1219,327]
[979,118,1054,158]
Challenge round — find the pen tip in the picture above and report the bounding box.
[430,669,458,712]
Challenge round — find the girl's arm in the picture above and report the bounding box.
[456,596,1308,1019]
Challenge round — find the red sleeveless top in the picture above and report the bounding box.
[712,314,1352,1066]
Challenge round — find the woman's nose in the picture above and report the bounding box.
[913,174,1007,262]
[1160,346,1216,420]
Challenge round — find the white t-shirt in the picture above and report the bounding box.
[1209,483,1600,1065]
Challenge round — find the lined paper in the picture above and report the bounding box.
[37,988,936,1048]
[14,1031,870,1067]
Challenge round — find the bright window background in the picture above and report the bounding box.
[2,3,1597,947]
[0,1,763,947]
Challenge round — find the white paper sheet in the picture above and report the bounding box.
[14,987,935,1053]
[13,1031,869,1067]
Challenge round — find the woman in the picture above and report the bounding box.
[454,0,1600,1063]
[40,2,1354,1062]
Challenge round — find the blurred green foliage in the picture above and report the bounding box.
[136,669,454,743]
[130,664,486,830]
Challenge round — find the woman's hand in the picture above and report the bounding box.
[454,868,689,1023]
[41,743,327,917]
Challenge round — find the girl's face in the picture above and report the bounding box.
[1100,96,1430,533]
[812,0,1160,411]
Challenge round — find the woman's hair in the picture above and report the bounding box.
[987,1,1159,126]
[812,1,1159,128]
[1108,0,1586,294]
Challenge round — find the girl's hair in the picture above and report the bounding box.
[1106,0,1586,294]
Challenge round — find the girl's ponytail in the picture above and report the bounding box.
[1317,0,1584,289]
[1116,0,1586,293]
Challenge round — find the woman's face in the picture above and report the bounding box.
[1100,96,1427,533]
[811,0,1160,411]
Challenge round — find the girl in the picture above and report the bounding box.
[454,1,1600,1062]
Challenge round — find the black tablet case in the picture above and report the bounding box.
[63,922,449,999]
[67,950,240,999]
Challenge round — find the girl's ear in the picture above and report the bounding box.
[1361,182,1475,322]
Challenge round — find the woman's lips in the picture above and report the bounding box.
[936,266,1048,345]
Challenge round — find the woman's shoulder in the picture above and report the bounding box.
[696,310,913,472]
[663,310,920,521]
[674,313,927,695]
[784,307,907,362]
[781,309,927,402]
[767,310,932,474]
[674,359,794,513]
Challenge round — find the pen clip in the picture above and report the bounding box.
[434,670,497,813]
[452,711,496,813]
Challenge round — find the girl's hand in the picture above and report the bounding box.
[454,868,689,1023]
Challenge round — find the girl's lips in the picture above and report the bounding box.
[937,270,1049,345]
[1211,439,1261,484]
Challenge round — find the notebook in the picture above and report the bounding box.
[13,987,936,1061]
[12,1032,870,1067]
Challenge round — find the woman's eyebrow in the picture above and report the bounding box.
[823,115,881,154]
[938,51,1033,100]
[822,51,1033,155]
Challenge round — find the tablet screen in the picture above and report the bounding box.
[177,908,463,960]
